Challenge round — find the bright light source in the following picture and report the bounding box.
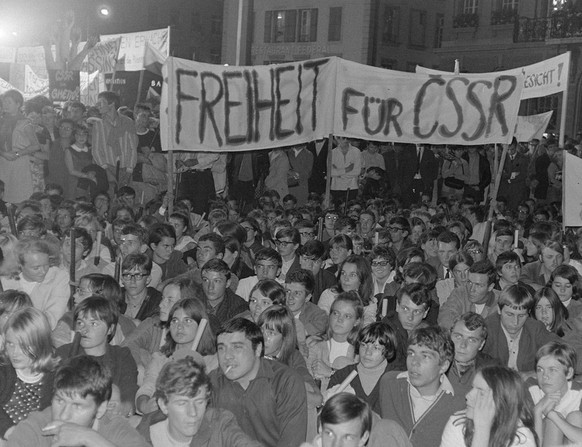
[99,7,110,16]
[11,32,17,37]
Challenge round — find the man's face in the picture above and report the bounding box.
[321,419,369,447]
[121,266,150,296]
[324,213,338,231]
[298,228,315,245]
[541,248,563,272]
[499,305,529,335]
[451,321,485,364]
[119,234,143,257]
[466,273,492,304]
[396,295,428,332]
[159,388,208,443]
[202,270,229,304]
[21,252,50,283]
[196,241,220,269]
[285,282,311,314]
[217,331,261,385]
[359,214,375,234]
[275,236,298,259]
[255,259,280,280]
[536,355,572,396]
[51,391,105,428]
[96,97,113,116]
[406,343,449,395]
[437,241,458,266]
[495,236,513,255]
[499,261,521,285]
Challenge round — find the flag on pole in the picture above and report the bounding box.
[563,152,582,228]
[143,41,166,76]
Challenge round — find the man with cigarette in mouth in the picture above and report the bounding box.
[7,355,147,447]
[210,317,307,447]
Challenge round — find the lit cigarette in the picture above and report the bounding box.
[337,370,358,393]
[381,299,388,318]
[42,423,58,431]
[514,229,519,248]
[224,365,233,375]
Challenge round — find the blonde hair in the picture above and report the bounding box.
[1,307,59,373]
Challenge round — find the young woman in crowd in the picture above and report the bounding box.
[325,234,353,275]
[147,223,188,283]
[0,291,32,331]
[533,287,569,337]
[548,264,582,320]
[244,279,287,323]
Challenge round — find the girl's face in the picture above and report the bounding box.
[410,225,424,244]
[340,263,360,292]
[452,262,470,287]
[535,297,554,330]
[465,372,490,420]
[422,238,438,258]
[75,131,88,146]
[152,237,175,263]
[74,278,93,306]
[552,276,573,302]
[330,300,359,340]
[160,285,182,322]
[525,237,540,257]
[330,244,350,265]
[76,313,111,354]
[536,354,572,396]
[249,291,273,323]
[169,308,199,347]
[262,325,283,357]
[223,248,237,266]
[359,339,386,369]
[4,330,33,372]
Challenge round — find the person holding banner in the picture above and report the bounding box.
[330,138,362,205]
[175,152,219,215]
[497,139,529,211]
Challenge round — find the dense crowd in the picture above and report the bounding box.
[1,87,582,447]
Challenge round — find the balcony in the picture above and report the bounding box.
[514,10,582,42]
[453,12,479,28]
[491,8,518,26]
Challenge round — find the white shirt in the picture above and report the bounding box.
[330,145,362,191]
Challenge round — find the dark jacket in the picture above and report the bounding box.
[121,286,162,321]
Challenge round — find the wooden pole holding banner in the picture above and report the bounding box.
[483,143,509,258]
[324,134,333,209]
[167,150,174,216]
[7,204,17,237]
[136,69,145,105]
[559,87,568,148]
[69,228,76,298]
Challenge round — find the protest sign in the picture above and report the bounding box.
[161,56,523,152]
[514,111,553,142]
[85,38,121,74]
[102,27,169,71]
[563,151,582,227]
[416,52,570,100]
[48,69,80,101]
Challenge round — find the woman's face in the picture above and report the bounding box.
[2,97,20,116]
[535,297,554,330]
[262,325,283,357]
[465,372,490,420]
[223,248,237,266]
[4,330,33,372]
[552,276,573,303]
[169,308,199,347]
[160,285,182,322]
[330,300,359,339]
[422,238,438,258]
[410,225,424,244]
[249,291,273,322]
[359,339,386,369]
[330,244,350,266]
[340,263,360,292]
[525,237,540,257]
[169,218,186,239]
[452,262,470,287]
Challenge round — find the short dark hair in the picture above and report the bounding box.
[198,233,226,256]
[255,247,282,268]
[122,252,153,275]
[74,296,118,342]
[469,260,497,286]
[275,227,300,245]
[368,245,396,267]
[452,312,488,340]
[299,240,325,260]
[498,284,535,312]
[201,258,231,280]
[437,231,460,249]
[397,283,431,309]
[355,322,397,361]
[320,393,372,438]
[97,90,120,109]
[285,269,315,294]
[216,318,264,356]
[155,357,212,404]
[408,326,454,366]
[148,223,177,246]
[121,224,147,244]
[496,251,522,272]
[53,355,112,406]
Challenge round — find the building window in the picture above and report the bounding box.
[298,9,318,42]
[434,14,444,48]
[382,7,400,44]
[409,9,427,48]
[463,0,479,14]
[265,10,297,43]
[328,7,342,41]
[501,0,519,9]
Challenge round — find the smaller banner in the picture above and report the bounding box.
[48,69,80,102]
[563,152,582,227]
[514,111,553,142]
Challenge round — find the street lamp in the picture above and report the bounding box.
[98,5,111,17]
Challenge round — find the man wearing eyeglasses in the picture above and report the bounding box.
[120,253,162,321]
[438,260,499,330]
[298,241,336,305]
[274,228,301,281]
[446,312,500,396]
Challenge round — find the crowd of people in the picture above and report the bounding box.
[1,87,582,447]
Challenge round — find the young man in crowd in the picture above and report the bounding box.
[285,269,328,339]
[7,355,146,447]
[299,240,337,305]
[210,318,307,447]
[120,253,162,321]
[201,258,248,325]
[488,227,515,264]
[438,260,499,329]
[428,231,460,280]
[377,326,465,447]
[274,228,301,281]
[482,284,559,372]
[236,248,283,301]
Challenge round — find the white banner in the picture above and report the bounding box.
[161,56,523,152]
[24,65,49,99]
[84,38,121,74]
[102,27,169,71]
[514,111,553,142]
[563,152,582,227]
[0,47,16,64]
[416,52,570,100]
[0,77,19,94]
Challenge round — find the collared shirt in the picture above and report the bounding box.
[91,113,138,169]
[502,325,523,370]
[330,145,362,191]
[175,151,220,171]
[398,371,455,422]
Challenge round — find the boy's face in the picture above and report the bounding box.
[201,270,229,303]
[499,261,521,285]
[159,388,209,443]
[196,241,221,269]
[52,390,106,428]
[321,418,369,447]
[437,241,457,266]
[119,233,144,257]
[499,305,529,335]
[285,282,311,314]
[536,354,572,396]
[396,295,428,332]
[450,321,485,364]
[406,343,449,396]
[255,259,280,280]
[495,235,513,255]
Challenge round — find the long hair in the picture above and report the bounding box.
[326,291,364,345]
[161,298,215,357]
[548,264,581,301]
[256,305,297,366]
[333,255,374,306]
[464,366,538,447]
[1,307,60,374]
[533,287,569,337]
